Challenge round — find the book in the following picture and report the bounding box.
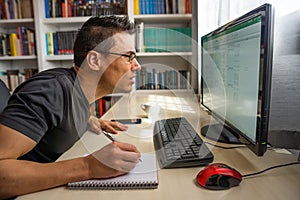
[46,32,54,55]
[6,69,19,91]
[20,0,33,18]
[133,0,139,14]
[67,153,159,190]
[135,22,144,53]
[9,33,18,56]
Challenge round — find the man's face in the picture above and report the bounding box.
[100,32,141,93]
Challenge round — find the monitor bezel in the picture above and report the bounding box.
[200,4,274,156]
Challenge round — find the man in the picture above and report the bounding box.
[0,16,141,199]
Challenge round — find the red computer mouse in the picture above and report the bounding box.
[196,163,242,190]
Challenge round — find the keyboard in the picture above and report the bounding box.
[153,117,214,168]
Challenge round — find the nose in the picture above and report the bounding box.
[131,58,141,71]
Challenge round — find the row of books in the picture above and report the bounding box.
[0,68,38,91]
[0,27,36,56]
[136,67,191,90]
[134,0,191,15]
[93,95,122,118]
[44,0,127,18]
[45,31,77,56]
[136,23,192,53]
[0,0,34,19]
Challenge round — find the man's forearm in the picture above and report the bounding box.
[0,157,90,199]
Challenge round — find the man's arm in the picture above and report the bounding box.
[0,124,89,199]
[0,124,141,199]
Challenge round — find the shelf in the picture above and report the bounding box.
[42,14,192,24]
[42,15,127,24]
[137,52,192,57]
[0,18,35,28]
[134,14,192,22]
[45,53,192,61]
[0,18,34,24]
[42,16,91,24]
[45,55,73,61]
[0,55,37,60]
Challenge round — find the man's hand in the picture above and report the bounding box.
[88,116,128,135]
[86,142,141,179]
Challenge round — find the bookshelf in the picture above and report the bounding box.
[0,0,37,91]
[32,0,197,92]
[132,0,198,92]
[0,0,198,95]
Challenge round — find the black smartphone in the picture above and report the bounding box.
[110,118,142,124]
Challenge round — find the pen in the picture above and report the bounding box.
[102,130,119,142]
[102,130,142,162]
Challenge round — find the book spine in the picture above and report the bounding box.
[17,26,27,55]
[29,29,35,55]
[67,0,72,17]
[16,0,21,18]
[98,98,103,117]
[46,32,54,56]
[4,33,10,56]
[0,0,7,19]
[20,0,34,18]
[133,0,139,15]
[6,69,19,91]
[136,22,144,53]
[44,0,50,18]
[94,100,98,118]
[185,0,191,13]
[178,0,185,14]
[135,70,140,90]
[151,68,156,89]
[0,33,4,56]
[9,33,18,56]
[4,0,10,19]
[52,32,58,55]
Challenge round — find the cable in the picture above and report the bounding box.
[204,141,247,149]
[204,142,300,178]
[242,162,300,178]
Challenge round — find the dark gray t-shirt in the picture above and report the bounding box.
[0,67,90,162]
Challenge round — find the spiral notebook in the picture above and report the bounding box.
[67,153,158,190]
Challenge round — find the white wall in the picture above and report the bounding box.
[198,0,300,91]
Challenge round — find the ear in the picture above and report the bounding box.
[86,50,101,71]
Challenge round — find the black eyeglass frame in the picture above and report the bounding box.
[95,51,137,63]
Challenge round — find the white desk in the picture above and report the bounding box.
[18,90,300,200]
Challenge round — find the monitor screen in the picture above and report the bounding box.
[200,4,274,156]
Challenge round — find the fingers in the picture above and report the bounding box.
[113,141,140,154]
[111,142,141,171]
[91,124,102,135]
[100,120,128,134]
[89,142,141,178]
[119,160,139,172]
[88,116,102,135]
[89,117,128,135]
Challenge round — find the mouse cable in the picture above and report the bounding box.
[242,161,300,178]
[204,142,276,150]
[204,141,247,149]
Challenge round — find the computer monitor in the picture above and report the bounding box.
[200,4,274,156]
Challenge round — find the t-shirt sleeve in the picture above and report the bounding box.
[0,77,65,142]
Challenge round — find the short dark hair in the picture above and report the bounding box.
[73,16,134,67]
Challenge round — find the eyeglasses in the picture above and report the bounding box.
[96,51,137,63]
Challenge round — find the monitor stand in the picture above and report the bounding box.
[201,124,242,144]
